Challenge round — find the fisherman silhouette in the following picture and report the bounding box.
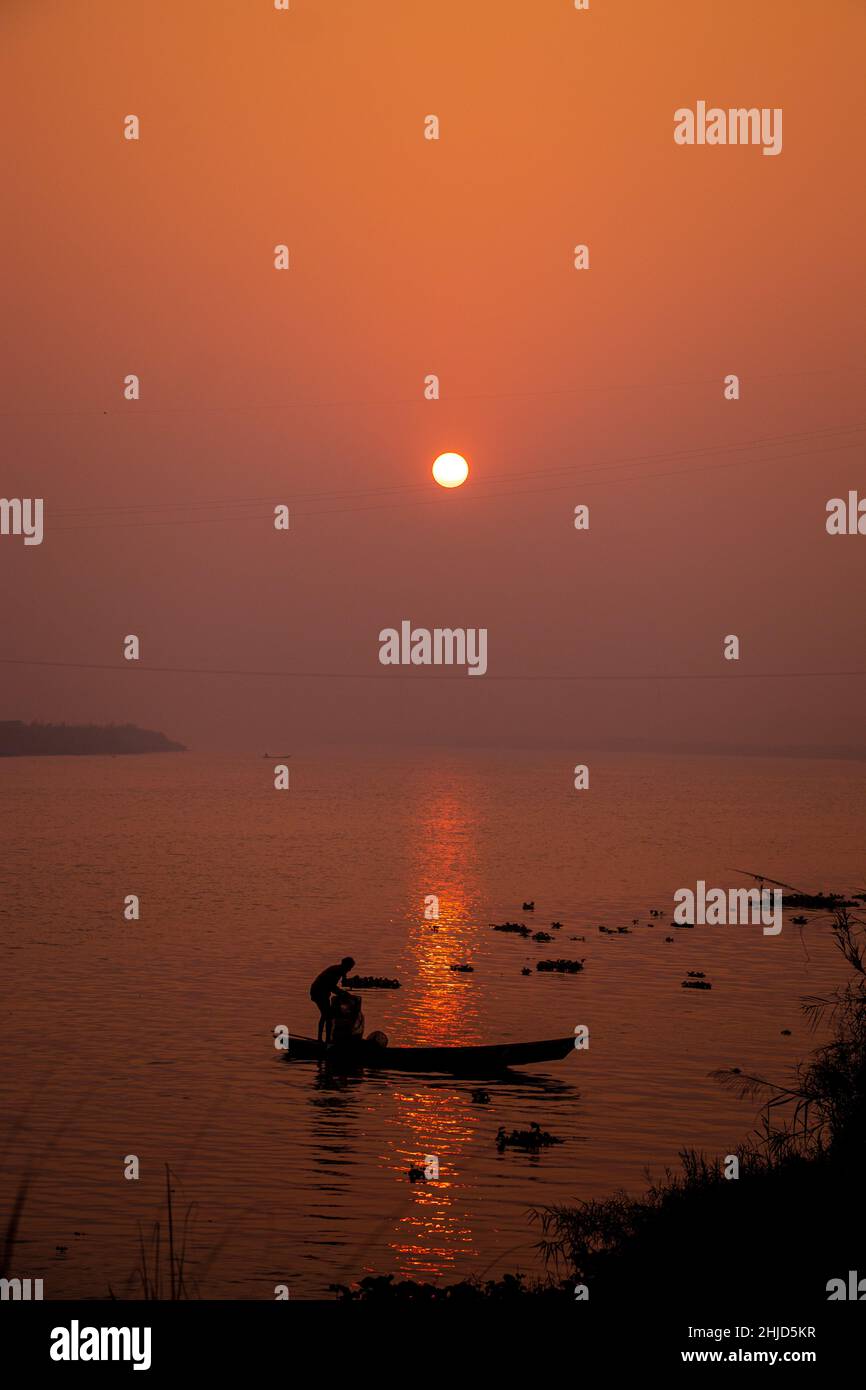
[310,957,355,1043]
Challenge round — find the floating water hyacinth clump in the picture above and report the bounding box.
[496,1123,563,1152]
[492,922,531,938]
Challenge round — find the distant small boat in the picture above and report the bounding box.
[285,1034,575,1075]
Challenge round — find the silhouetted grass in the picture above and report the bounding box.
[113,1165,197,1300]
[1,1173,32,1282]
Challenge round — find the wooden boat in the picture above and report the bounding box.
[285,1034,574,1074]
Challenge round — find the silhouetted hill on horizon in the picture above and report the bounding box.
[0,721,186,756]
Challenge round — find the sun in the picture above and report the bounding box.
[432,452,470,488]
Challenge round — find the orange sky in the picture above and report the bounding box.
[1,0,864,752]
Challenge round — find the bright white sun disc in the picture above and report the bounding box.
[432,452,469,488]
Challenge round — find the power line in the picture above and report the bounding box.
[1,657,864,683]
[47,435,866,532]
[294,440,865,519]
[50,420,866,517]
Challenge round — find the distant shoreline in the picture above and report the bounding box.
[0,721,186,757]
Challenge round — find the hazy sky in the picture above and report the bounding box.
[2,0,864,752]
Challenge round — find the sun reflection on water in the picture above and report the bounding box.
[383,781,488,1275]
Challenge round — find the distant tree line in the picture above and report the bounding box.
[0,721,186,756]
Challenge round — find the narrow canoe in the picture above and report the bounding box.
[285,1034,574,1074]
